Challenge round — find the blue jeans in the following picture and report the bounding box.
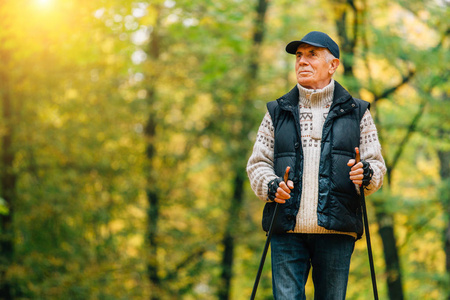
[271,233,355,300]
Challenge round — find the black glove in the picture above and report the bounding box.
[267,177,284,201]
[361,160,373,187]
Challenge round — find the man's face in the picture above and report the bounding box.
[295,44,339,90]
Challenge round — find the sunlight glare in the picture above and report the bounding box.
[36,0,52,6]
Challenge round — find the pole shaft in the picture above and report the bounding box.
[250,203,279,300]
[355,147,378,299]
[361,187,379,300]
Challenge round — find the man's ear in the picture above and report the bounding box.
[329,58,340,75]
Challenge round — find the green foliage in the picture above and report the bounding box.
[0,0,448,299]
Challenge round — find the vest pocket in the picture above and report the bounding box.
[330,151,357,194]
[274,154,296,178]
[262,202,286,234]
[328,190,360,233]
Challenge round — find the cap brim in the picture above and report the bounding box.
[285,41,327,54]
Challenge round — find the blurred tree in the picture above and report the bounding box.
[329,1,406,297]
[439,145,450,300]
[0,0,447,299]
[0,3,17,298]
[0,1,151,298]
[217,0,269,299]
[326,1,449,299]
[142,3,163,298]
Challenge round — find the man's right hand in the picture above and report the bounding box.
[268,167,294,204]
[274,180,294,204]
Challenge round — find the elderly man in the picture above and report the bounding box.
[247,31,386,299]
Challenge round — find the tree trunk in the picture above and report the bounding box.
[144,4,163,300]
[437,149,450,300]
[334,1,407,298]
[333,0,358,77]
[375,206,403,300]
[0,47,16,300]
[146,189,160,300]
[218,170,245,299]
[217,0,269,298]
[375,97,427,299]
[371,149,405,300]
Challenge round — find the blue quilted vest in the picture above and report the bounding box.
[262,81,369,238]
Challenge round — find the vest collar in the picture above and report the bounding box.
[332,81,352,105]
[276,86,299,112]
[276,80,358,114]
[329,81,359,117]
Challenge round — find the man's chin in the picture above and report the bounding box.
[297,78,313,87]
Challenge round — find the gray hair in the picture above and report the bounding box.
[323,49,337,63]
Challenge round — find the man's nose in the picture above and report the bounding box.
[297,56,308,65]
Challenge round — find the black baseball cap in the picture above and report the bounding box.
[286,31,340,59]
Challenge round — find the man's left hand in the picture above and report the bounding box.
[347,159,364,185]
[347,159,373,186]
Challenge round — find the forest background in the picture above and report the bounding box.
[0,0,449,299]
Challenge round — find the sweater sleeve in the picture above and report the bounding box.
[246,111,278,201]
[359,109,386,196]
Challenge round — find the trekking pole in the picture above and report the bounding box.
[250,166,290,300]
[355,147,379,300]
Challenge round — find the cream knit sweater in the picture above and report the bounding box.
[247,80,386,236]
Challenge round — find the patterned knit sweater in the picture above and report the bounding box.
[247,80,386,236]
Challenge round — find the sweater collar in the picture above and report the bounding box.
[277,80,352,112]
[297,79,335,107]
